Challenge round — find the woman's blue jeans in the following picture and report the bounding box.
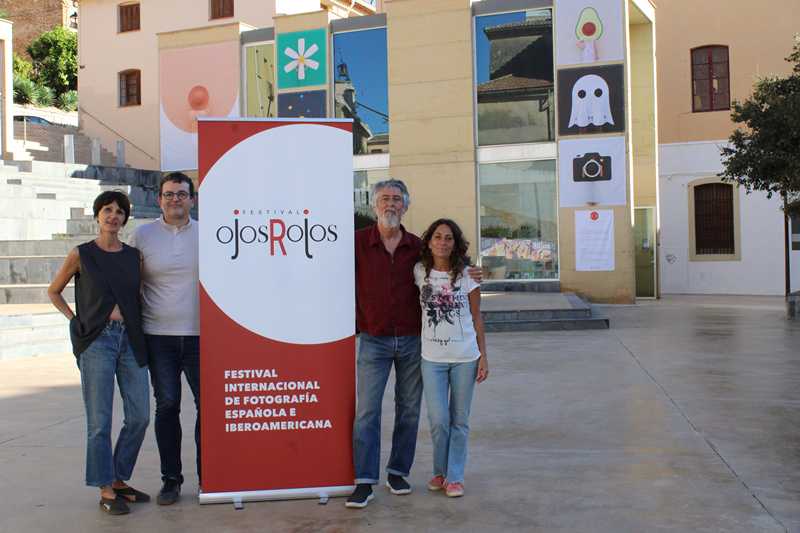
[77,322,150,487]
[353,334,422,484]
[421,358,478,484]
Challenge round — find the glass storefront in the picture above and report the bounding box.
[333,28,389,155]
[474,9,555,146]
[479,160,558,280]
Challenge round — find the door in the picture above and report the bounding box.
[634,207,657,298]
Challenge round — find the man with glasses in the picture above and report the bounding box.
[129,172,199,505]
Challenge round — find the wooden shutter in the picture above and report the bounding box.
[694,183,734,254]
[119,70,141,106]
[119,4,140,32]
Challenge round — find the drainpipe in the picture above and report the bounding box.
[784,192,791,298]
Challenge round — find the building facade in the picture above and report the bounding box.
[0,0,77,59]
[77,0,657,303]
[655,0,800,295]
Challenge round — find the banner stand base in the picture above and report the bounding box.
[199,485,355,506]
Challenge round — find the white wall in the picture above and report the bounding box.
[659,141,785,295]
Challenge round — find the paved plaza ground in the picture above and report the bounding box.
[1,295,798,532]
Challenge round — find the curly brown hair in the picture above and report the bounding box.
[420,218,470,285]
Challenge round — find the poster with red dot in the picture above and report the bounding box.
[555,0,625,66]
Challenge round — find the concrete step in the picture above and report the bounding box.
[0,338,72,360]
[482,307,592,322]
[0,240,85,256]
[0,256,65,284]
[0,284,73,304]
[479,292,610,331]
[483,317,610,332]
[66,217,153,235]
[0,321,69,346]
[481,280,561,293]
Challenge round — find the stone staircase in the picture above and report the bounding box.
[13,122,117,166]
[0,162,163,360]
[481,292,609,331]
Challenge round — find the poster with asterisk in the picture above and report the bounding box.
[277,28,327,89]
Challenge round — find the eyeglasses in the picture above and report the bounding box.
[161,191,191,200]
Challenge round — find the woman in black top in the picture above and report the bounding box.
[48,190,150,515]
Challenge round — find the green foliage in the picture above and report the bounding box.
[27,27,77,97]
[32,84,55,107]
[56,89,78,112]
[719,36,800,206]
[13,53,34,79]
[13,75,35,104]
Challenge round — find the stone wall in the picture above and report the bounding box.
[14,122,115,166]
[0,0,69,59]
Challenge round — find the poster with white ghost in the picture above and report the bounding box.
[558,64,625,136]
[575,209,615,271]
[558,136,626,207]
[555,0,624,66]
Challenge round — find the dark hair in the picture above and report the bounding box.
[159,172,195,197]
[420,218,469,285]
[92,190,131,225]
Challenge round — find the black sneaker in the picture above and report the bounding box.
[157,478,181,506]
[385,474,411,495]
[345,483,374,508]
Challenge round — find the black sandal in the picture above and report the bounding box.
[114,486,151,503]
[99,496,130,515]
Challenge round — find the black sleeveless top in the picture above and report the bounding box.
[69,241,148,367]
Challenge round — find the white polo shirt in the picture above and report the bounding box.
[129,217,199,336]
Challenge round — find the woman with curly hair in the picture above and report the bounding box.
[413,218,488,498]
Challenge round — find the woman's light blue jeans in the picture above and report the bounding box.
[421,358,478,484]
[78,321,150,487]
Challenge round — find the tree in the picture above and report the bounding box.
[12,53,33,80]
[719,36,800,295]
[719,36,800,206]
[26,27,77,97]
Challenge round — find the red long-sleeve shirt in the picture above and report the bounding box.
[355,224,422,337]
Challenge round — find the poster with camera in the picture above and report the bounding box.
[557,64,625,136]
[558,136,626,207]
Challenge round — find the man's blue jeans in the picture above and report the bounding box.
[421,358,479,484]
[145,335,200,484]
[353,334,422,484]
[78,321,150,487]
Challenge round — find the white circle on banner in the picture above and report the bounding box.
[198,123,354,345]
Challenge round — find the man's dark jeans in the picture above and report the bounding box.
[146,334,200,484]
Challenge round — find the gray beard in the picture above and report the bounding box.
[378,212,401,229]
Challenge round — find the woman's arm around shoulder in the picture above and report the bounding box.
[468,285,489,383]
[47,247,80,320]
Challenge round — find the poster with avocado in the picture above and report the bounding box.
[555,0,624,66]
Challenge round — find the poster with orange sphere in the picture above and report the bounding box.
[159,41,241,171]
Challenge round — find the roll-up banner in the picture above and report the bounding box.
[197,118,355,504]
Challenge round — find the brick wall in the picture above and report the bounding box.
[0,0,69,59]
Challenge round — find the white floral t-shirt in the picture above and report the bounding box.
[413,263,481,363]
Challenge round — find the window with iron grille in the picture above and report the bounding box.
[694,183,735,254]
[119,70,141,107]
[691,45,730,112]
[119,3,140,32]
[210,0,234,19]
